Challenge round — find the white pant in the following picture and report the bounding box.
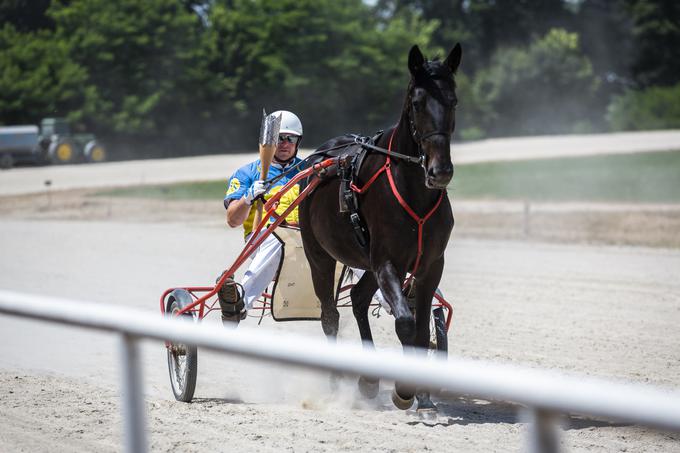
[242,232,282,310]
[350,268,392,313]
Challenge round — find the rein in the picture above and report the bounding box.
[352,135,423,165]
[351,128,444,285]
[263,135,420,189]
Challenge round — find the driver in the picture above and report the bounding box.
[219,110,304,323]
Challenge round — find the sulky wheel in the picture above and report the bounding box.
[165,289,198,402]
[405,285,448,358]
[429,306,448,358]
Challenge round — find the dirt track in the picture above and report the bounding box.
[1,138,680,451]
[1,202,679,451]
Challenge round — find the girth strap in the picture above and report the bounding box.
[338,151,369,248]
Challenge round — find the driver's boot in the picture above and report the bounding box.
[216,274,246,325]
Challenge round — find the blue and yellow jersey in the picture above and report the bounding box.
[224,157,303,237]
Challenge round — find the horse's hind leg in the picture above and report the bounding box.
[302,235,339,340]
[302,232,342,391]
[351,270,379,344]
[351,270,380,398]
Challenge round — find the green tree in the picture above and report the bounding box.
[375,0,576,73]
[626,0,680,87]
[472,28,600,136]
[0,0,443,156]
[48,0,210,145]
[0,23,86,125]
[207,0,438,146]
[0,0,53,32]
[574,0,633,84]
[607,83,680,130]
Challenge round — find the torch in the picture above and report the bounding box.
[253,109,282,227]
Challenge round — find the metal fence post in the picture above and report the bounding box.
[119,333,148,453]
[525,408,560,453]
[523,200,531,237]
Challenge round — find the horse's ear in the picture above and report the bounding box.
[408,45,425,76]
[445,43,462,74]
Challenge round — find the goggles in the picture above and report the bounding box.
[279,135,300,145]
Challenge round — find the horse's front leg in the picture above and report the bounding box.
[412,257,445,416]
[375,261,417,409]
[350,270,380,398]
[375,261,413,345]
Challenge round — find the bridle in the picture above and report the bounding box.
[406,78,455,174]
[348,84,454,171]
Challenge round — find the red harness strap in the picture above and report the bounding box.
[349,160,388,194]
[351,128,445,284]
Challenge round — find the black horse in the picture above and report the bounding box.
[299,44,461,414]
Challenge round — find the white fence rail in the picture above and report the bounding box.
[1,289,680,453]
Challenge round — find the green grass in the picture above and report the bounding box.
[450,150,680,203]
[95,180,223,199]
[95,150,680,203]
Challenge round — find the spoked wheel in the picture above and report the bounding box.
[404,284,448,358]
[165,289,198,402]
[429,306,448,358]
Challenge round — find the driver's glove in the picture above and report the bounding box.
[244,180,267,205]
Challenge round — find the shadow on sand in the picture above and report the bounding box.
[188,388,631,431]
[406,393,632,430]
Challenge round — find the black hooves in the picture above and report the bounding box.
[358,376,380,399]
[391,388,415,410]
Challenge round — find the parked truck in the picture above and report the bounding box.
[0,118,106,169]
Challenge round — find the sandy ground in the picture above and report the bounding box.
[2,189,679,248]
[1,204,680,451]
[1,143,680,451]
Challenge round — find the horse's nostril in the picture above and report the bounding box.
[429,164,453,178]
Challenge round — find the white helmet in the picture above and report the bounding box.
[272,110,303,136]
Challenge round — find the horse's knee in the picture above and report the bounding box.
[395,315,416,345]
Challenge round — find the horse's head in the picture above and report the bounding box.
[406,44,461,189]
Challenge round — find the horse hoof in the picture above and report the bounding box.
[329,372,342,392]
[391,388,415,410]
[417,407,439,422]
[358,376,379,399]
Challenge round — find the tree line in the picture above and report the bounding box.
[1,0,678,158]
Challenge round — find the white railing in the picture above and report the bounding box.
[1,289,680,453]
